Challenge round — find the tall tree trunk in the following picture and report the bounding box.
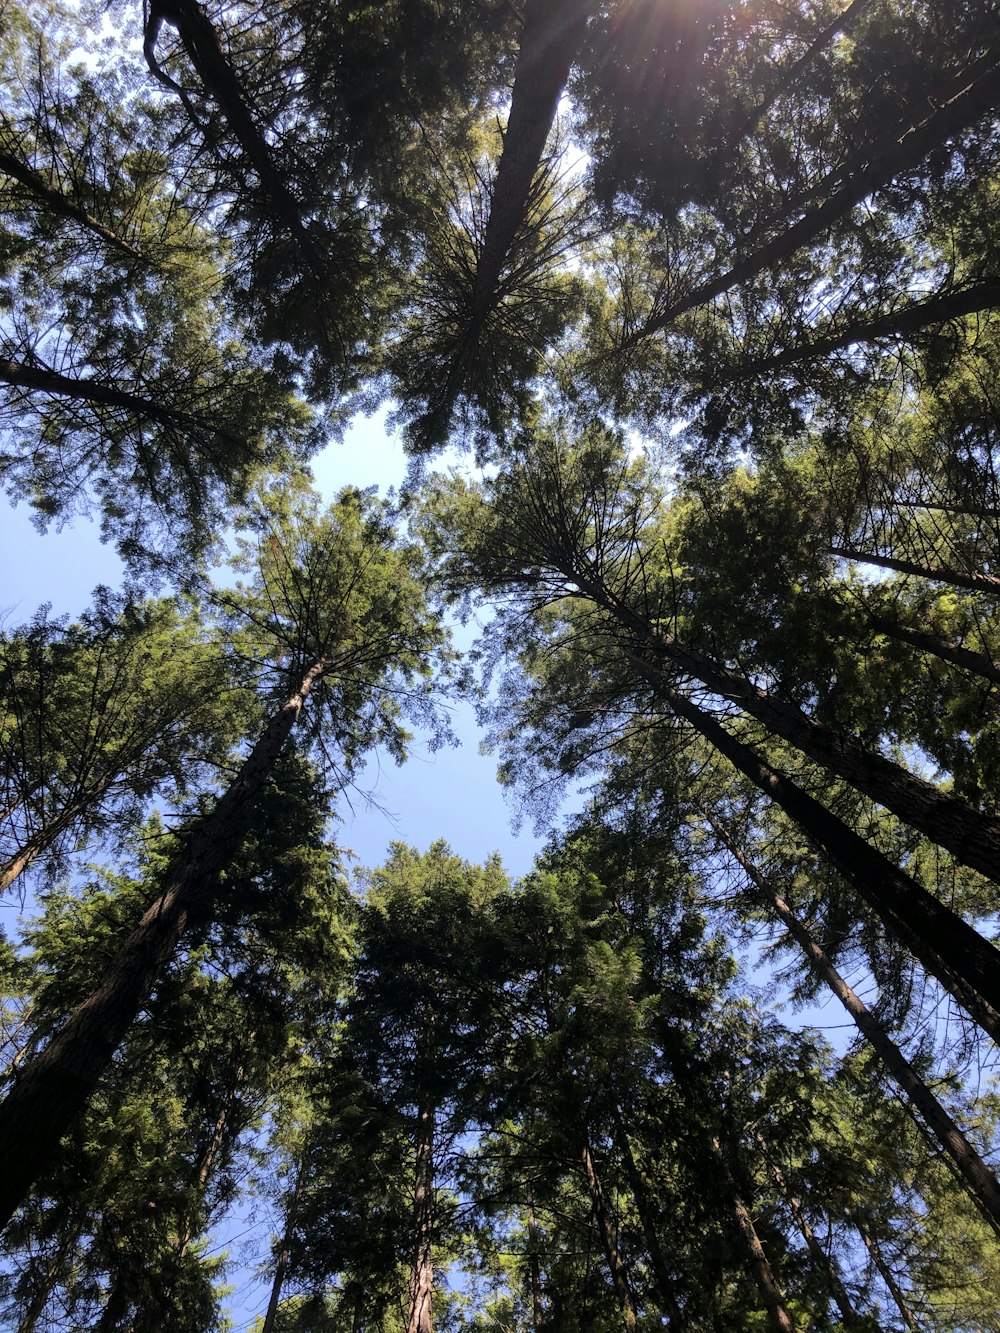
[721,275,1000,380]
[856,1224,918,1331]
[750,1132,860,1327]
[261,1160,304,1333]
[570,566,1000,886]
[611,1104,686,1329]
[406,1103,436,1333]
[0,146,144,260]
[0,658,327,1230]
[658,683,1000,1044]
[635,51,1000,338]
[526,1183,545,1331]
[421,0,592,441]
[581,1136,638,1331]
[0,355,242,448]
[829,546,1000,595]
[16,1216,82,1333]
[866,613,1000,687]
[708,816,1000,1238]
[710,1138,795,1333]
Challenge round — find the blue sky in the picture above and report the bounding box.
[0,410,547,883]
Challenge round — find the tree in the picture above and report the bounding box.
[0,484,449,1227]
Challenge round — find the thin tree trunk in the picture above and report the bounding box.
[0,146,144,260]
[611,1104,685,1329]
[406,1103,436,1333]
[710,1138,795,1333]
[634,51,1000,338]
[526,1183,545,1331]
[750,1131,860,1326]
[709,816,1000,1237]
[721,275,1000,380]
[867,613,1000,687]
[0,657,327,1230]
[261,1161,304,1333]
[17,1218,81,1333]
[581,1137,638,1331]
[659,684,1000,1043]
[856,1225,918,1331]
[829,545,1000,595]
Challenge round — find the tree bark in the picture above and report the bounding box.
[710,1137,795,1333]
[713,826,1000,1237]
[0,658,326,1230]
[581,1136,638,1331]
[635,52,1000,338]
[721,275,1000,380]
[856,1224,918,1331]
[0,354,242,449]
[611,1104,686,1329]
[422,0,592,441]
[565,564,1000,886]
[261,1160,304,1333]
[761,1147,861,1327]
[867,613,1000,687]
[660,684,1000,1044]
[0,146,144,260]
[526,1183,545,1331]
[829,545,1000,595]
[406,1103,436,1333]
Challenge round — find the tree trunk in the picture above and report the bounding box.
[710,1138,795,1333]
[721,275,1000,380]
[867,613,1000,687]
[261,1160,304,1333]
[421,0,592,441]
[571,566,1000,886]
[611,1104,686,1329]
[856,1224,918,1331]
[658,683,1000,1044]
[709,817,1000,1238]
[581,1136,638,1331]
[526,1183,545,1331]
[636,51,1000,338]
[0,147,144,260]
[0,658,326,1230]
[0,355,241,448]
[763,1150,861,1327]
[406,1103,436,1333]
[829,545,1000,595]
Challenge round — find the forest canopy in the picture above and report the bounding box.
[2,0,1000,1328]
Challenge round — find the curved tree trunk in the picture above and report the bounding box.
[0,658,326,1230]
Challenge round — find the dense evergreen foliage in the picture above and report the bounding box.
[2,0,1000,1327]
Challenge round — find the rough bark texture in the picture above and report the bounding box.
[0,659,325,1230]
[406,1104,436,1333]
[829,546,1000,595]
[712,818,1000,1237]
[581,1137,638,1331]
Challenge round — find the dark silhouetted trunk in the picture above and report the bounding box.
[857,1225,917,1331]
[0,149,144,260]
[0,658,326,1230]
[526,1184,544,1330]
[406,1103,436,1333]
[867,613,1000,686]
[261,1159,304,1333]
[611,1104,685,1329]
[581,1137,638,1331]
[709,818,1000,1237]
[829,546,1000,595]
